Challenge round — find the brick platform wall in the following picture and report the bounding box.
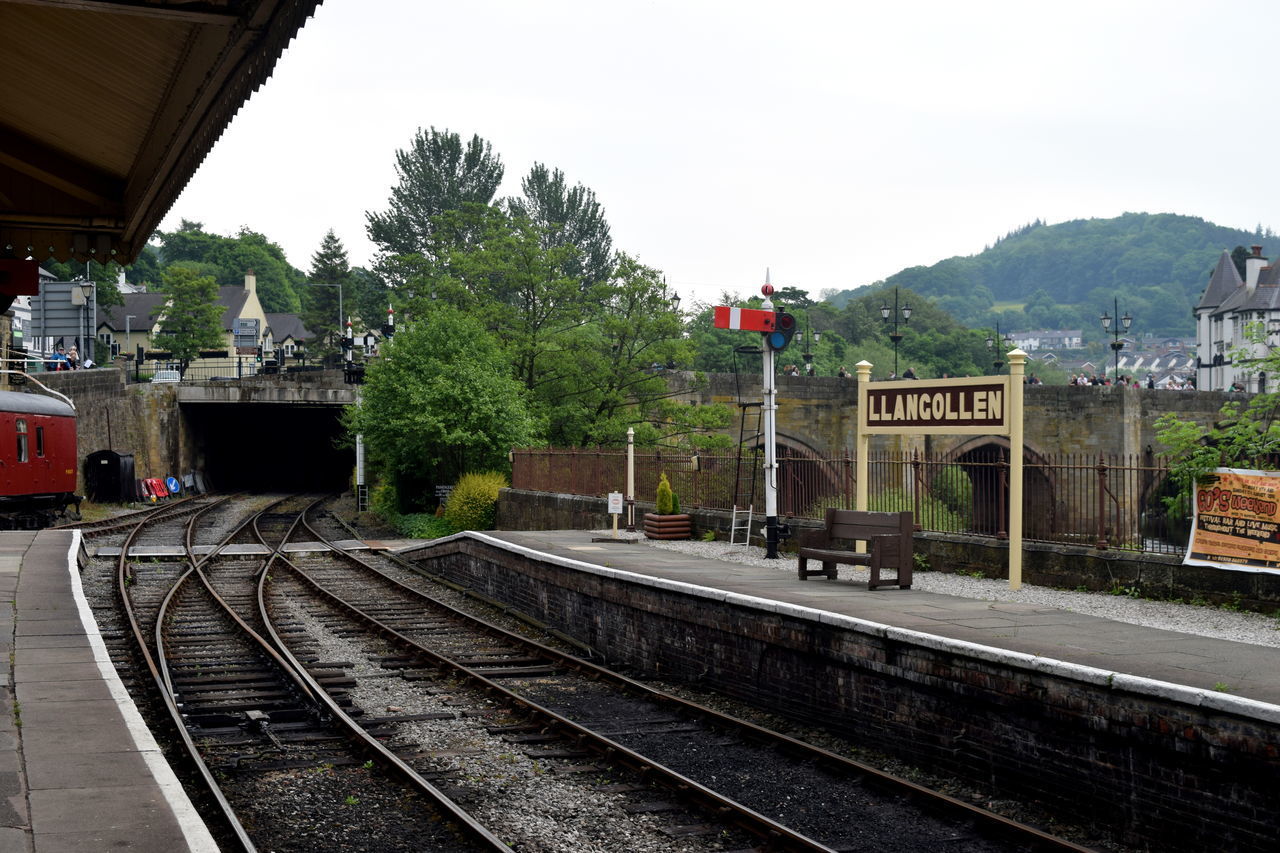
[409,534,1280,853]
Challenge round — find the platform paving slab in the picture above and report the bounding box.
[0,530,218,852]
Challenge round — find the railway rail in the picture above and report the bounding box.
[77,494,1103,852]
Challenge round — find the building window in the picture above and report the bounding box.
[16,419,27,463]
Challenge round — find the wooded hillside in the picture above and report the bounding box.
[827,213,1276,339]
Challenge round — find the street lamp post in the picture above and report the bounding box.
[879,287,911,377]
[986,322,1013,374]
[125,314,136,360]
[797,323,821,375]
[1101,297,1133,379]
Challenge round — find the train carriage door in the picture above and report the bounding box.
[0,414,11,493]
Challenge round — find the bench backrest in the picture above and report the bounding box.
[823,508,912,543]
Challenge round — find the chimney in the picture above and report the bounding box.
[1246,247,1267,293]
[244,269,256,298]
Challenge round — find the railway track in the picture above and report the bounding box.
[266,499,1097,853]
[91,494,509,852]
[78,494,1103,851]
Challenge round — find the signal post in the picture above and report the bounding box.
[713,282,796,558]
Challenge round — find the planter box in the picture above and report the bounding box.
[643,512,692,540]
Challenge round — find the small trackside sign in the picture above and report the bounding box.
[713,306,777,332]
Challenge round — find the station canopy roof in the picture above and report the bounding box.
[0,0,322,267]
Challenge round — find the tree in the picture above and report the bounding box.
[365,127,504,260]
[152,264,224,373]
[303,229,351,356]
[772,285,814,310]
[347,266,390,333]
[543,253,727,448]
[346,305,535,511]
[507,163,613,285]
[152,221,303,311]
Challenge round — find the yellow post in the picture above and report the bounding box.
[855,361,872,512]
[1007,350,1027,590]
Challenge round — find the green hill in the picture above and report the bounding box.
[829,213,1276,339]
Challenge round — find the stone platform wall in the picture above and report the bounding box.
[407,533,1280,853]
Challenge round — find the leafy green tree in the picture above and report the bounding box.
[152,265,225,373]
[365,127,504,261]
[125,243,163,289]
[347,266,390,333]
[346,305,535,511]
[507,163,613,285]
[772,285,814,310]
[152,221,303,312]
[557,254,727,448]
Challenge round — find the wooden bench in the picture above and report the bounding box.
[796,509,913,589]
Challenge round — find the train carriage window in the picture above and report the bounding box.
[35,425,44,458]
[15,419,26,463]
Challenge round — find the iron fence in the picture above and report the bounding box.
[510,447,1183,554]
[126,357,343,383]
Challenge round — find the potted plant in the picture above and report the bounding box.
[644,473,692,540]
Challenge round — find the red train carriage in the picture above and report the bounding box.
[0,391,79,528]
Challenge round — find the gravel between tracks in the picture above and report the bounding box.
[599,533,1280,648]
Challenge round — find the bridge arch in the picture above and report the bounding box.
[938,437,1057,539]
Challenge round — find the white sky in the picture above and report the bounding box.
[160,0,1280,309]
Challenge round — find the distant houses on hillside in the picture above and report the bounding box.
[1009,330,1083,351]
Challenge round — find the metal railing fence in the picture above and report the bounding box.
[510,447,1183,554]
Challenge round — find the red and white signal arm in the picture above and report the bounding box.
[713,306,777,332]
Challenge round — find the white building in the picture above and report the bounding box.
[1194,246,1280,392]
[1010,329,1083,352]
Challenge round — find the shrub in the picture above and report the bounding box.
[397,514,457,539]
[670,492,681,514]
[930,465,972,516]
[656,473,674,515]
[444,471,508,531]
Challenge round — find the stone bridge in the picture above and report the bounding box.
[665,371,1234,462]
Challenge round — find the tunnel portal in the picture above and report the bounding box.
[187,403,353,492]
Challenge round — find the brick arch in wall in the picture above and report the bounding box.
[938,436,1058,539]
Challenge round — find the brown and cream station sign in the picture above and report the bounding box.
[863,380,1008,432]
[855,355,1028,588]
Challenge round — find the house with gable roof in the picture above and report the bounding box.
[96,270,308,371]
[1193,245,1280,392]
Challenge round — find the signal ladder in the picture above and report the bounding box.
[730,401,763,546]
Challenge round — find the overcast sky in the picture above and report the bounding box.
[159,0,1280,309]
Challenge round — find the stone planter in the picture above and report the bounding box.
[643,512,692,540]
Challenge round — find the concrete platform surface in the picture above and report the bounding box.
[1,530,217,852]
[484,530,1280,708]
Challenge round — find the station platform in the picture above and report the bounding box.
[0,529,217,852]
[483,530,1280,708]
